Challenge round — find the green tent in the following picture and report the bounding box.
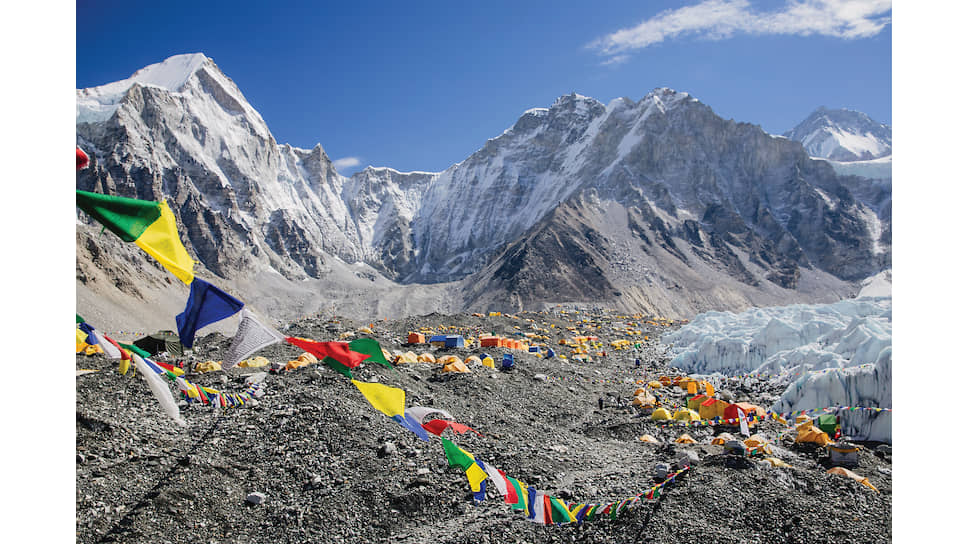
[816,414,840,435]
[133,330,185,357]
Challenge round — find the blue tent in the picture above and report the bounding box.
[502,353,514,370]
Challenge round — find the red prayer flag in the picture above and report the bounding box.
[421,419,484,437]
[77,146,89,170]
[285,337,370,369]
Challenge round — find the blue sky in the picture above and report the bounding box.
[76,0,890,174]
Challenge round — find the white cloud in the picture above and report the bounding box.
[588,0,892,63]
[333,156,362,171]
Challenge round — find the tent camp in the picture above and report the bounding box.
[133,330,185,357]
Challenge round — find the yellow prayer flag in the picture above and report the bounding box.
[352,380,405,417]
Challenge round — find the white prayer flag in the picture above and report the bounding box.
[223,309,285,368]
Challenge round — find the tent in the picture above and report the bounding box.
[395,351,419,364]
[795,425,832,446]
[743,434,773,455]
[417,352,436,363]
[638,434,660,443]
[438,355,461,365]
[816,414,840,435]
[711,432,735,446]
[723,402,767,422]
[674,433,697,444]
[763,457,792,468]
[464,356,482,366]
[687,394,709,411]
[239,356,269,368]
[196,360,222,372]
[481,356,495,369]
[827,467,878,492]
[650,407,673,421]
[673,408,701,422]
[632,394,656,408]
[133,330,185,357]
[442,360,470,373]
[699,398,729,420]
[647,380,663,389]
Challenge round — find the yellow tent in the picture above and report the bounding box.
[687,394,709,411]
[638,434,660,443]
[196,360,223,372]
[647,381,663,389]
[711,432,735,445]
[699,398,729,420]
[239,356,269,368]
[674,433,698,444]
[651,407,673,421]
[417,352,436,363]
[673,408,701,422]
[442,360,470,373]
[395,351,419,364]
[827,467,878,492]
[481,356,495,369]
[795,425,832,446]
[632,394,657,408]
[763,457,792,468]
[437,354,460,365]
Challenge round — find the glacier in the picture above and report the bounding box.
[661,294,892,443]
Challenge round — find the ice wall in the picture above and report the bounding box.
[662,296,892,442]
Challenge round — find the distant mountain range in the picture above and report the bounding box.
[75,54,891,329]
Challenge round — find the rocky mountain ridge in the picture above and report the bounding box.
[76,54,891,327]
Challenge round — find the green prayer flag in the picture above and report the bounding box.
[323,356,353,378]
[76,190,161,242]
[441,437,475,470]
[76,314,85,323]
[549,496,576,523]
[348,338,393,369]
[119,342,151,359]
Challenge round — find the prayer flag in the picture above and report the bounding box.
[549,496,576,523]
[75,190,194,284]
[526,487,544,524]
[223,309,284,368]
[404,406,455,424]
[506,476,527,510]
[132,354,186,427]
[175,278,244,348]
[351,380,405,417]
[468,460,488,501]
[421,419,484,437]
[481,461,510,499]
[286,337,370,369]
[441,437,475,470]
[322,357,353,378]
[348,338,393,369]
[391,414,430,442]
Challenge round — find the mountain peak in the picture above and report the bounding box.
[77,53,220,124]
[785,106,891,162]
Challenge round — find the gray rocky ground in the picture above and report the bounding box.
[76,311,891,543]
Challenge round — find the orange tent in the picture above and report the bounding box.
[699,398,729,420]
[674,433,698,444]
[827,467,878,492]
[795,425,832,446]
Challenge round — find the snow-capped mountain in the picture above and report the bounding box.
[783,106,891,162]
[76,54,891,324]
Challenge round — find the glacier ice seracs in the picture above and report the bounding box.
[661,295,891,442]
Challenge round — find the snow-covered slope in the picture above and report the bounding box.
[784,107,891,162]
[661,297,892,442]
